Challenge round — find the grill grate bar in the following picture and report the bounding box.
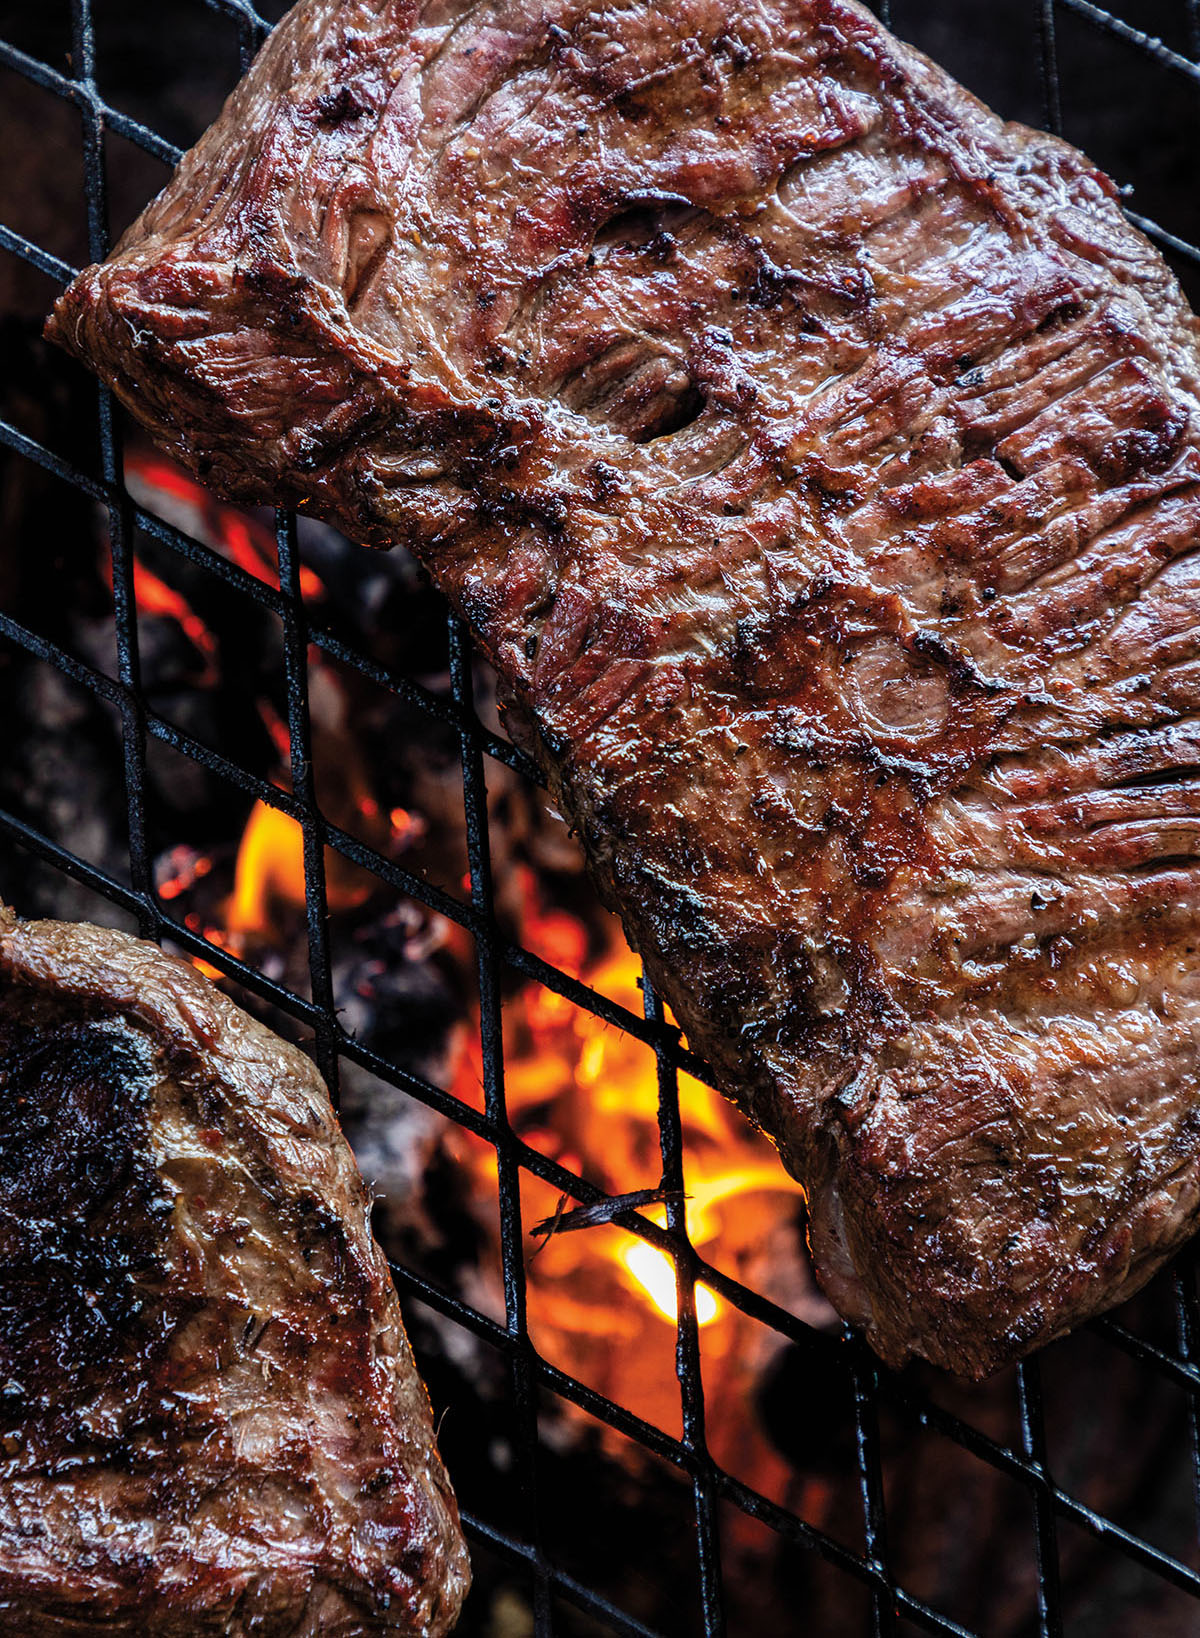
[274,507,342,1098]
[232,1,271,62]
[68,0,156,940]
[1016,1360,1065,1638]
[644,975,726,1636]
[1172,1247,1200,1550]
[1091,1311,1200,1391]
[850,1344,897,1638]
[1124,208,1200,269]
[0,223,76,284]
[1038,0,1064,134]
[1057,0,1200,82]
[202,0,273,34]
[449,613,555,1634]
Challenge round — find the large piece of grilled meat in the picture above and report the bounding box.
[47,0,1200,1376]
[0,906,469,1633]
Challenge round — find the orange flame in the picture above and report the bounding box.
[106,547,219,680]
[453,871,806,1436]
[126,451,324,600]
[130,560,214,654]
[216,799,378,944]
[225,801,308,937]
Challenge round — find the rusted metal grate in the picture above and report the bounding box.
[2,3,1200,1634]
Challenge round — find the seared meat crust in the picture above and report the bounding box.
[0,906,469,1634]
[47,0,1200,1375]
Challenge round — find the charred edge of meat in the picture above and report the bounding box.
[0,987,178,1451]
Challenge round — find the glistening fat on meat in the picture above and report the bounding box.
[0,905,469,1634]
[47,0,1200,1377]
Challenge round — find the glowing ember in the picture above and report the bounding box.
[131,560,217,658]
[156,850,212,903]
[389,806,425,847]
[106,539,219,683]
[258,700,293,770]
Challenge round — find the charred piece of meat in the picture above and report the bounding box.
[0,905,469,1633]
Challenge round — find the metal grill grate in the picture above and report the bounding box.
[3,3,1200,1634]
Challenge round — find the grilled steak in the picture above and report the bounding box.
[46,0,1200,1377]
[0,905,469,1634]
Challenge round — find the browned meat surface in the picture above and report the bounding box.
[0,905,468,1634]
[46,0,1200,1377]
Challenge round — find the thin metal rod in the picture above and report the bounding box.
[1125,209,1200,269]
[851,1342,897,1638]
[0,223,77,282]
[1038,0,1064,134]
[644,976,726,1636]
[1057,0,1200,86]
[1091,1311,1200,1392]
[1173,1248,1200,1547]
[273,509,340,1099]
[1016,1360,1065,1638]
[69,0,155,933]
[448,614,553,1636]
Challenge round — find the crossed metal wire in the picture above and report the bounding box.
[2,2,1200,1633]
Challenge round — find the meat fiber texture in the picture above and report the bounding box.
[0,905,469,1634]
[47,0,1200,1377]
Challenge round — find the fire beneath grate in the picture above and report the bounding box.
[122,451,827,1452]
[1,426,1198,1636]
[6,1,1200,1635]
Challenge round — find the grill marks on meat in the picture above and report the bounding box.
[0,909,468,1635]
[46,0,1200,1375]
